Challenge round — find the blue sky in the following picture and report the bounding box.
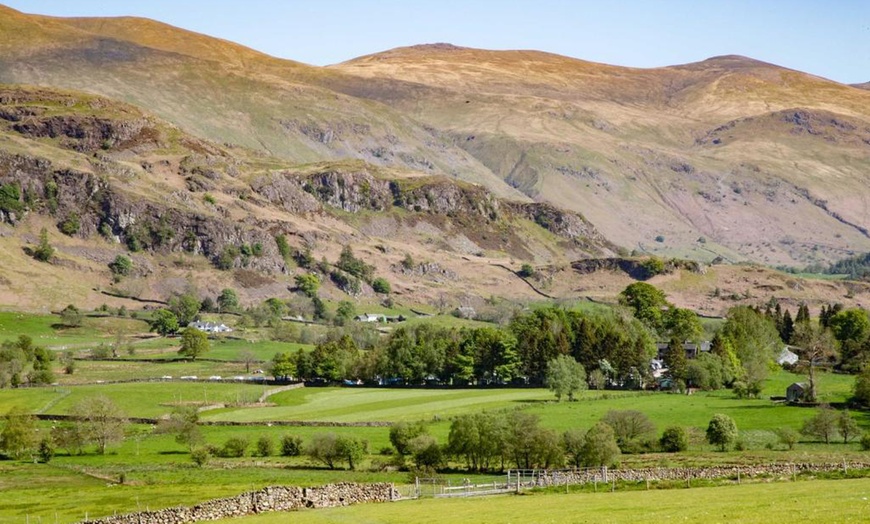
[4,1,868,84]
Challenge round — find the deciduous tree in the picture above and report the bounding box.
[71,396,128,454]
[179,327,210,360]
[706,413,738,451]
[544,354,587,401]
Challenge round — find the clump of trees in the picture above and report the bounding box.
[0,335,54,388]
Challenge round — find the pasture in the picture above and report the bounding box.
[225,478,870,524]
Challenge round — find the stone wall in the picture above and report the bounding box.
[531,462,870,487]
[80,483,398,524]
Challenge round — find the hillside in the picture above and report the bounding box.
[0,84,619,311]
[0,6,869,269]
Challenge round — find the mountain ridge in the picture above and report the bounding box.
[0,5,869,270]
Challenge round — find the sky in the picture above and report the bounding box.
[3,0,869,84]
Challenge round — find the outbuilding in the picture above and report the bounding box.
[786,382,806,402]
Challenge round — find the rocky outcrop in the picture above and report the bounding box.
[254,168,612,249]
[0,151,286,272]
[571,257,701,280]
[79,483,399,524]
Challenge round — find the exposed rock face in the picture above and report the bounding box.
[253,168,613,250]
[79,483,399,524]
[570,257,702,280]
[0,151,285,273]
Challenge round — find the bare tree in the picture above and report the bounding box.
[71,396,128,454]
[239,349,258,374]
[792,322,837,402]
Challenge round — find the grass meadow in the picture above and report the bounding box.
[224,478,870,524]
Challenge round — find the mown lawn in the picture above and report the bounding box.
[202,387,553,423]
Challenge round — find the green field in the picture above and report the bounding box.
[0,382,270,418]
[225,478,870,524]
[0,311,148,349]
[203,387,553,423]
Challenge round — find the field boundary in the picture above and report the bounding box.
[78,483,398,524]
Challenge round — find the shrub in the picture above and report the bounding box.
[336,245,374,282]
[203,193,216,205]
[38,438,55,463]
[59,213,81,236]
[191,448,210,467]
[109,255,133,278]
[801,406,839,444]
[518,263,535,278]
[860,432,870,451]
[580,422,621,467]
[660,426,688,452]
[330,270,361,296]
[601,410,656,452]
[255,435,274,457]
[33,228,54,262]
[776,427,800,450]
[275,235,291,259]
[372,277,391,294]
[219,437,249,458]
[216,246,240,270]
[295,273,321,298]
[280,434,303,457]
[706,413,738,451]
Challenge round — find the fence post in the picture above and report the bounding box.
[737,467,741,484]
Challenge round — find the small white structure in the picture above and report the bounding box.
[355,313,386,323]
[777,347,800,366]
[189,320,233,333]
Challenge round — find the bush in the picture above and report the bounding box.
[776,427,799,450]
[191,448,210,467]
[372,277,391,294]
[59,213,81,236]
[109,255,133,278]
[801,406,839,444]
[255,435,274,457]
[33,228,54,262]
[659,426,688,453]
[517,263,535,278]
[601,410,656,452]
[216,246,239,270]
[219,437,249,458]
[280,434,303,457]
[706,414,738,451]
[860,432,870,451]
[275,235,291,259]
[581,422,621,467]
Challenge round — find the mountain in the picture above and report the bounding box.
[852,82,870,90]
[1,5,870,273]
[0,84,616,311]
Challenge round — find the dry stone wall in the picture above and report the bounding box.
[80,483,398,524]
[532,462,870,487]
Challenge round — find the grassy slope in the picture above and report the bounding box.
[231,479,870,524]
